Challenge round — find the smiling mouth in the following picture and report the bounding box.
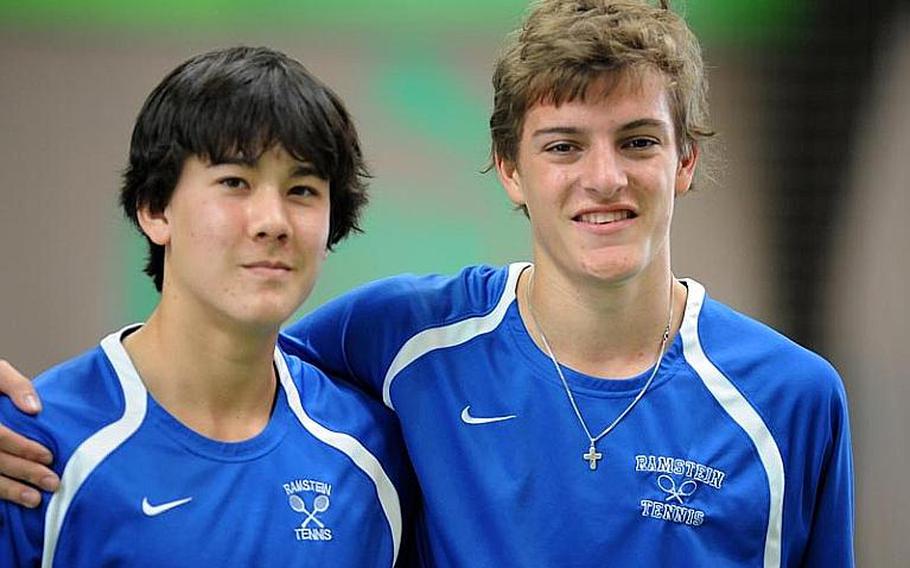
[573,210,636,224]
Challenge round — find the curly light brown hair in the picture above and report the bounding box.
[490,0,715,165]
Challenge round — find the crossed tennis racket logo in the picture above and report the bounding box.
[289,493,331,528]
[657,474,698,504]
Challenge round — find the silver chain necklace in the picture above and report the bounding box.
[525,272,674,471]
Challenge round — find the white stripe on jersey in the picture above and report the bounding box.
[43,325,148,568]
[679,279,785,568]
[275,350,402,567]
[380,262,531,409]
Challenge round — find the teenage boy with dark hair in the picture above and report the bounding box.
[0,1,853,566]
[0,46,407,567]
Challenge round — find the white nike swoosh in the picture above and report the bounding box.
[142,496,193,517]
[461,405,517,425]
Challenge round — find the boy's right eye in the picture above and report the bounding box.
[218,177,249,190]
[544,141,580,155]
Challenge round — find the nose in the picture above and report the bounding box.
[248,188,291,243]
[580,144,627,197]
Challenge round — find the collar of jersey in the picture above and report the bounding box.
[106,324,292,462]
[505,301,685,399]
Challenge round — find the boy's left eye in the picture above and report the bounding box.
[289,185,318,197]
[218,176,249,189]
[624,138,658,150]
[545,142,578,154]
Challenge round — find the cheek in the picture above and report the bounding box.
[175,208,244,261]
[297,209,332,249]
[524,168,566,208]
[194,213,239,248]
[316,207,332,243]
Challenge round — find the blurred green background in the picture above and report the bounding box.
[1,0,802,39]
[0,0,807,325]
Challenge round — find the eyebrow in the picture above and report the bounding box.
[531,118,671,139]
[531,126,584,139]
[619,118,671,133]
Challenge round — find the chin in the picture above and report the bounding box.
[575,252,644,285]
[226,300,301,333]
[244,283,311,320]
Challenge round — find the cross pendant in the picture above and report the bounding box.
[583,444,603,470]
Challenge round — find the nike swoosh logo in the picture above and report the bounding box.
[461,405,517,425]
[142,496,193,517]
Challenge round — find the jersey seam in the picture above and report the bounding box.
[682,287,785,568]
[698,343,788,490]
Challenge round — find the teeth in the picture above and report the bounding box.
[577,210,632,224]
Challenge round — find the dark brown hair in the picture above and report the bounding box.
[122,46,369,291]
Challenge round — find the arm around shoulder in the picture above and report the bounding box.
[280,273,453,399]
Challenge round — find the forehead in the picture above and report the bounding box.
[522,69,673,134]
[214,143,311,167]
[180,145,309,177]
[202,135,312,165]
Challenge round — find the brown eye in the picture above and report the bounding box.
[289,185,317,197]
[624,138,658,150]
[546,142,577,154]
[218,177,249,189]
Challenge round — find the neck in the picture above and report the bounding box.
[123,301,279,442]
[519,262,686,378]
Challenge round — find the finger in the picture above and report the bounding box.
[0,476,44,508]
[0,451,59,493]
[0,360,41,414]
[0,425,54,465]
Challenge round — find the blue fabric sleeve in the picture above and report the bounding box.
[0,399,55,567]
[279,277,420,399]
[279,267,507,401]
[800,376,854,566]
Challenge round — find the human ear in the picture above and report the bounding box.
[675,143,699,196]
[495,154,525,206]
[136,204,171,246]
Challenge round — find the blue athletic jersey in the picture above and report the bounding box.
[0,326,409,567]
[280,263,854,567]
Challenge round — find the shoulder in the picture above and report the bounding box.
[687,282,846,413]
[277,264,528,398]
[34,347,127,412]
[297,263,521,327]
[0,346,128,468]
